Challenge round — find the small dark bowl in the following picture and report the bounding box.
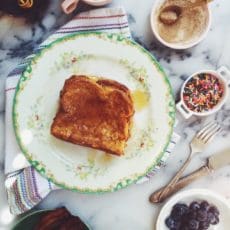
[12,209,91,230]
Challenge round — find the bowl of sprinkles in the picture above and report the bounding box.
[177,66,230,119]
[183,73,224,112]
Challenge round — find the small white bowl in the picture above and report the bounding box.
[82,0,112,6]
[156,189,230,230]
[61,0,112,14]
[150,0,212,49]
[177,66,230,119]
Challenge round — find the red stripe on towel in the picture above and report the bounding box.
[74,14,126,20]
[61,22,128,30]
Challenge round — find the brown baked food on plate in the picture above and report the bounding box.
[51,75,134,156]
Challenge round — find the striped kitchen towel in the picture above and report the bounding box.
[5,7,180,215]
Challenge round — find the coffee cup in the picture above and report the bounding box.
[150,0,212,49]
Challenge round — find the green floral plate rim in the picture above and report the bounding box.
[13,32,175,193]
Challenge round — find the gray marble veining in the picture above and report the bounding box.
[0,0,229,229]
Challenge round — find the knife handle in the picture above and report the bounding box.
[149,166,211,203]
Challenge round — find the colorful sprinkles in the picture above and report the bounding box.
[183,73,224,113]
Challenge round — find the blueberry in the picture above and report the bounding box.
[165,217,181,229]
[165,216,173,228]
[212,215,219,225]
[173,203,188,211]
[187,210,197,219]
[189,202,200,211]
[172,203,189,219]
[196,209,207,222]
[188,219,199,230]
[209,205,220,216]
[200,201,210,211]
[198,221,210,230]
[180,226,189,230]
[207,212,216,225]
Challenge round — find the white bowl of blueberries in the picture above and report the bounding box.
[156,189,230,230]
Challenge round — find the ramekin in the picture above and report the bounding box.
[177,66,230,119]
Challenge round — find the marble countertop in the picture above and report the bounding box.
[0,0,230,229]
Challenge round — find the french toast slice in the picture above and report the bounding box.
[51,75,134,156]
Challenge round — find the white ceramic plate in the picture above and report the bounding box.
[13,32,175,193]
[156,189,230,230]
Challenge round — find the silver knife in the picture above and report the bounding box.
[150,149,230,203]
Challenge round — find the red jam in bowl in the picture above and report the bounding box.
[183,73,224,113]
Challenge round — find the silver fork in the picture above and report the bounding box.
[150,122,222,203]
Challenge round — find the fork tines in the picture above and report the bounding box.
[197,122,222,144]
